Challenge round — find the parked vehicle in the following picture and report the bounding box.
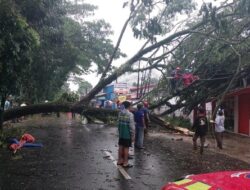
[162,171,250,190]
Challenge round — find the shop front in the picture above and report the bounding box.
[225,87,250,136]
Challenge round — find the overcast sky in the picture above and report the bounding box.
[84,0,142,57]
[71,0,221,90]
[70,0,144,89]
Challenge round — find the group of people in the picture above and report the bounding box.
[3,95,27,122]
[117,102,225,166]
[117,101,149,168]
[192,106,225,155]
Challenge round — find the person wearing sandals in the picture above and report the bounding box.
[117,101,135,168]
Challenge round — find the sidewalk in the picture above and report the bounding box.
[206,132,250,163]
[151,128,250,164]
[173,123,250,163]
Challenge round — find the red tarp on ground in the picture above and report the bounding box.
[9,133,35,152]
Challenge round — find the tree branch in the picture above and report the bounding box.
[100,3,141,79]
[212,45,242,118]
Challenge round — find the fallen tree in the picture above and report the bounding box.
[1,103,118,121]
[1,0,250,131]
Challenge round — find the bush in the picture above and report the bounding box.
[0,127,24,148]
[164,116,191,129]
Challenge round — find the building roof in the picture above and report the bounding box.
[226,86,250,98]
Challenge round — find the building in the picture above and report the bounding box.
[95,82,129,107]
[192,86,250,136]
[129,84,156,101]
[223,87,250,135]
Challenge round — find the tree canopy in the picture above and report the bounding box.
[0,0,40,106]
[1,0,250,123]
[0,0,124,105]
[78,0,250,112]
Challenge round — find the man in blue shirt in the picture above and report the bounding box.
[134,103,146,149]
[142,101,150,134]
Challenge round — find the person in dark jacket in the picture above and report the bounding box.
[192,107,208,155]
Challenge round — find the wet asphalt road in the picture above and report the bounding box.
[0,115,249,190]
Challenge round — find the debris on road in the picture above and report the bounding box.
[8,133,43,153]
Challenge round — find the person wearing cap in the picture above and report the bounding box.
[192,107,208,155]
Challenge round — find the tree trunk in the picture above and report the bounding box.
[0,108,3,131]
[2,102,118,123]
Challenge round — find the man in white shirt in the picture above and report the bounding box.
[215,110,225,149]
[4,96,11,110]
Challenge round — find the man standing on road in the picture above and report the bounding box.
[214,110,225,149]
[4,96,11,111]
[192,107,208,155]
[117,101,135,168]
[142,101,150,135]
[134,103,146,149]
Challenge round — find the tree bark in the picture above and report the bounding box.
[2,103,118,122]
[0,108,3,130]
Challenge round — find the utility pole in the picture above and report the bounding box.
[136,61,141,99]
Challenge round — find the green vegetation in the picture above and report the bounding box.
[0,126,24,148]
[55,92,79,104]
[1,0,250,125]
[164,116,191,129]
[0,0,123,105]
